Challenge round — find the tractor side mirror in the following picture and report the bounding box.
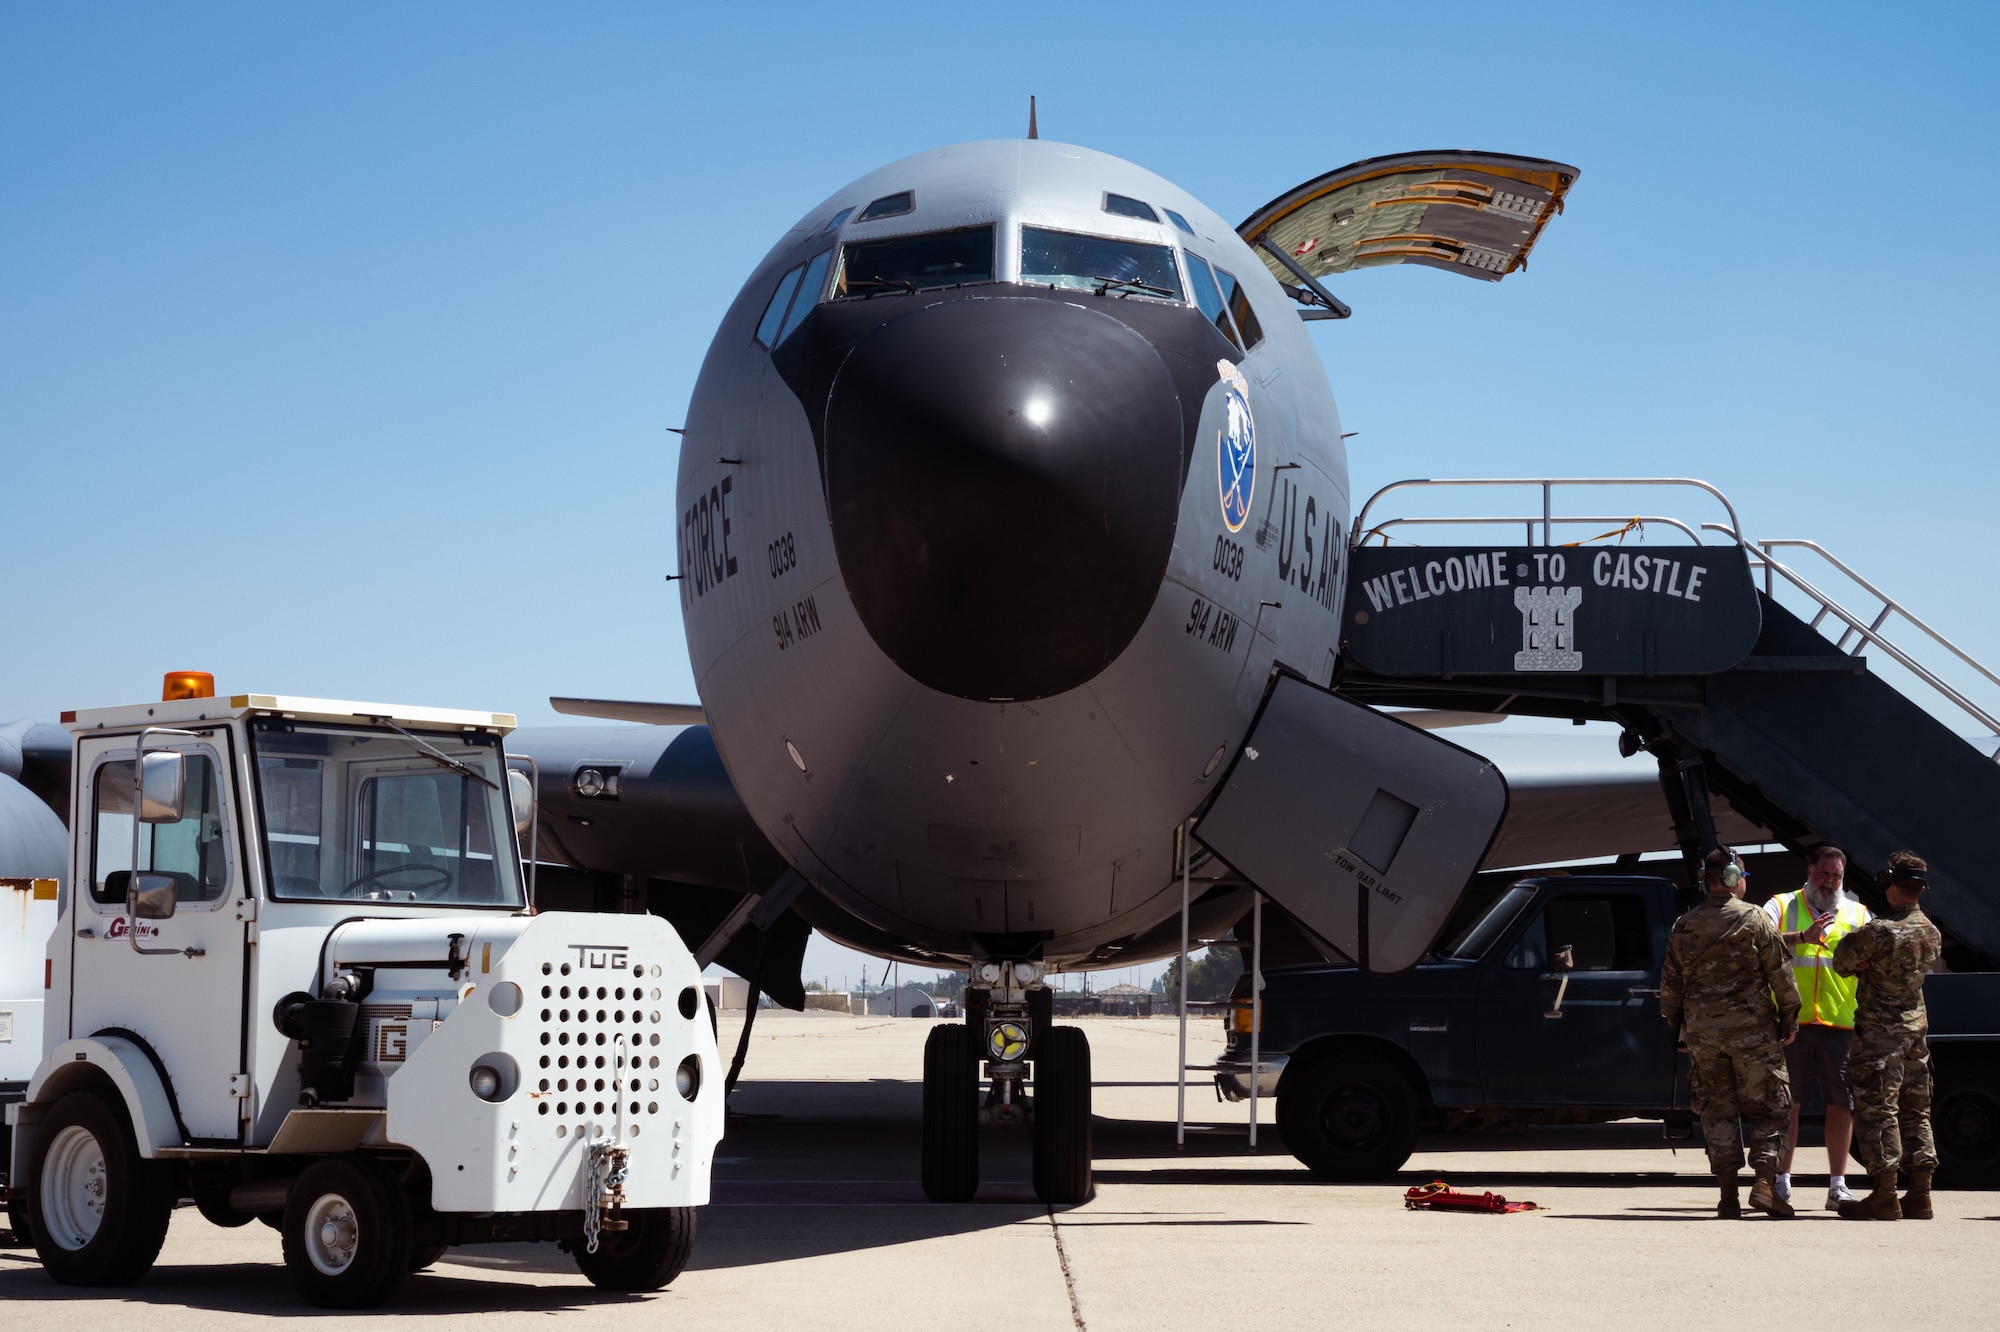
[130,871,179,920]
[138,751,186,824]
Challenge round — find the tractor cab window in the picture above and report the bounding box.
[1504,893,1652,972]
[252,721,523,909]
[89,753,230,907]
[1019,226,1183,301]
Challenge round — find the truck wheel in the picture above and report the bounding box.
[571,1207,695,1290]
[27,1088,174,1285]
[281,1155,413,1308]
[1935,1065,2000,1189]
[1278,1052,1421,1180]
[1032,1025,1093,1205]
[921,1023,979,1201]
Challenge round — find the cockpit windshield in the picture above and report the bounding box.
[834,225,994,297]
[1020,226,1183,301]
[252,720,523,908]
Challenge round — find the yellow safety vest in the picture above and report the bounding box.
[1771,889,1870,1029]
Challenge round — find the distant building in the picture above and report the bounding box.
[858,984,941,1017]
[804,991,851,1013]
[1097,982,1154,1017]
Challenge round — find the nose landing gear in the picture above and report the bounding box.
[919,962,1093,1206]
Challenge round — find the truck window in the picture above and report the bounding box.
[89,754,230,906]
[1504,894,1651,972]
[252,721,523,909]
[1437,883,1535,959]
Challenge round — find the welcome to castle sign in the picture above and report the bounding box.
[1342,544,1763,677]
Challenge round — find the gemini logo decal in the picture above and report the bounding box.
[1216,361,1256,534]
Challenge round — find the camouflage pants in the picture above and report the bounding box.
[1687,1028,1792,1176]
[1847,1028,1935,1176]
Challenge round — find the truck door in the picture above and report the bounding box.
[1473,886,1672,1108]
[69,731,250,1143]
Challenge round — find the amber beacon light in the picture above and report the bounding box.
[162,670,216,701]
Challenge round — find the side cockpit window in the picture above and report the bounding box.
[754,266,806,348]
[823,205,856,232]
[1020,226,1182,302]
[1184,252,1242,350]
[834,225,994,297]
[1163,208,1195,235]
[753,250,833,350]
[1213,265,1264,350]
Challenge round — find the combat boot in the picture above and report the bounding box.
[1901,1167,1934,1220]
[1838,1170,1903,1220]
[1715,1174,1741,1219]
[1749,1171,1795,1218]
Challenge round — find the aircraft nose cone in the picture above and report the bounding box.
[825,297,1184,701]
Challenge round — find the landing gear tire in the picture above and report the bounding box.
[1278,1052,1421,1181]
[27,1089,175,1286]
[281,1154,414,1309]
[1032,1025,1093,1206]
[921,1023,979,1201]
[571,1207,695,1290]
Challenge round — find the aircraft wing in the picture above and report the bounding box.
[1238,151,1579,284]
[1463,730,1766,870]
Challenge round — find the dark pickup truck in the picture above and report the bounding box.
[1215,874,2000,1186]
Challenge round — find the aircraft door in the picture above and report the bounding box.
[70,731,251,1142]
[1195,676,1508,973]
[1473,887,1672,1108]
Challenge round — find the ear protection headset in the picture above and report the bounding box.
[1719,861,1743,889]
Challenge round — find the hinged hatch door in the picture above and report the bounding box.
[1196,675,1509,973]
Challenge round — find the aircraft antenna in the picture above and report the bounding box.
[1028,95,1038,140]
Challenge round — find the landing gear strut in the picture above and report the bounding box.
[919,961,1093,1205]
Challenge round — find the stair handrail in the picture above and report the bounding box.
[1353,478,1748,552]
[1363,513,1706,546]
[1702,525,2000,759]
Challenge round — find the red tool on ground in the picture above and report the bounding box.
[1403,1180,1545,1213]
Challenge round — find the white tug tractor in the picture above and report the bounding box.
[2,677,723,1307]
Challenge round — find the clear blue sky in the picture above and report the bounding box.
[6,4,1996,985]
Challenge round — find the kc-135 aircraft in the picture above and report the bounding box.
[519,136,1617,1205]
[2,136,1768,1204]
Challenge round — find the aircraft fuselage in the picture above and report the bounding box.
[677,139,1349,966]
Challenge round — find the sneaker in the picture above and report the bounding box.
[1827,1180,1859,1209]
[1774,1174,1792,1204]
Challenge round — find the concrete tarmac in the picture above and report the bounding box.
[4,1009,1993,1329]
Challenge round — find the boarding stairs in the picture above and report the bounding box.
[1332,478,2000,973]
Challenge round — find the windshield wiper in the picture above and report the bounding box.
[846,275,918,295]
[358,715,499,790]
[1091,275,1173,299]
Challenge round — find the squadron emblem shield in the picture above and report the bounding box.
[1216,361,1256,533]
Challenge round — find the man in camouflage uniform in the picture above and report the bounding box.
[1833,850,1944,1220]
[1661,848,1801,1218]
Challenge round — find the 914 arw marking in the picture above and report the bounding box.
[1185,596,1240,654]
[773,594,823,651]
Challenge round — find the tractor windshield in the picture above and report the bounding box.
[251,720,524,908]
